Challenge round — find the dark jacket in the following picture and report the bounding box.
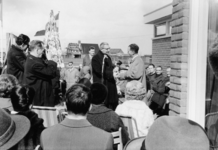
[40,118,114,150]
[24,55,57,106]
[87,105,129,147]
[14,110,45,150]
[7,45,26,83]
[147,73,156,91]
[151,74,167,107]
[92,51,118,110]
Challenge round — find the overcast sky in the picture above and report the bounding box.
[3,0,172,55]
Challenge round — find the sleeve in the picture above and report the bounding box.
[82,56,86,67]
[152,80,165,94]
[119,60,143,80]
[92,57,103,78]
[13,53,26,71]
[31,60,57,80]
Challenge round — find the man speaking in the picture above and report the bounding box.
[92,42,118,110]
[24,40,57,106]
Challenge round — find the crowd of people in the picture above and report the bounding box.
[0,33,210,150]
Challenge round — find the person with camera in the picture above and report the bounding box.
[24,40,57,106]
[7,34,30,83]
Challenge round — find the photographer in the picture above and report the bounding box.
[24,40,57,106]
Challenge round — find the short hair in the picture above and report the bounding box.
[29,40,44,52]
[78,78,92,88]
[148,64,155,68]
[10,85,35,112]
[16,34,30,46]
[100,42,109,50]
[90,83,107,105]
[125,80,146,101]
[156,66,162,70]
[89,46,95,50]
[65,84,91,115]
[0,74,19,98]
[129,44,139,53]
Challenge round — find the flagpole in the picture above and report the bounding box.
[1,0,3,66]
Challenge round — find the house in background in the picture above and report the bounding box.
[144,3,172,71]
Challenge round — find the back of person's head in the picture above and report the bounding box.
[0,74,19,98]
[16,34,30,46]
[144,116,209,150]
[125,80,146,101]
[65,84,91,115]
[129,44,139,54]
[78,78,92,88]
[29,40,44,52]
[10,85,35,112]
[90,83,107,105]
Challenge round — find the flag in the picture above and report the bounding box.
[35,30,45,36]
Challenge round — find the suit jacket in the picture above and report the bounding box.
[120,55,146,90]
[24,55,57,106]
[7,45,26,83]
[151,74,167,107]
[83,54,92,67]
[92,50,118,110]
[40,118,114,150]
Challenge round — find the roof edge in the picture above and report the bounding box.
[143,3,172,17]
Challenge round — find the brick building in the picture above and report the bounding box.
[144,0,210,127]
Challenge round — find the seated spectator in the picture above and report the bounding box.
[140,116,209,150]
[0,108,30,150]
[78,78,92,88]
[87,83,129,148]
[115,81,154,137]
[10,85,45,150]
[60,61,80,90]
[0,74,19,111]
[40,84,113,150]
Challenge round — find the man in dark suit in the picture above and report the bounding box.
[40,84,114,150]
[92,42,118,110]
[24,40,57,106]
[82,46,95,68]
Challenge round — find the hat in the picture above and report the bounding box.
[125,81,146,101]
[0,108,30,149]
[209,46,218,78]
[144,116,209,150]
[90,83,108,104]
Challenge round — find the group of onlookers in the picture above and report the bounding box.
[0,33,211,150]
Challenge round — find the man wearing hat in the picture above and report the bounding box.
[0,108,30,149]
[23,40,57,106]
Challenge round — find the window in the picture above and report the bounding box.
[154,20,171,37]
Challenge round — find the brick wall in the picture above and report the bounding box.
[169,0,190,117]
[152,37,171,72]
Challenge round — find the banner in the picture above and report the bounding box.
[44,10,64,67]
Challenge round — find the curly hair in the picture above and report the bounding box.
[0,74,19,98]
[125,81,146,101]
[10,85,35,112]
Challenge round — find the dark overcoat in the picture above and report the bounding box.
[151,74,167,107]
[92,50,118,110]
[7,45,26,83]
[24,55,57,106]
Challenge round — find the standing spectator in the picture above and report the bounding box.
[40,84,114,150]
[7,34,30,83]
[60,61,80,90]
[146,64,156,104]
[116,81,154,137]
[10,85,45,150]
[92,42,118,110]
[83,46,95,68]
[149,66,167,116]
[24,40,57,106]
[118,44,146,89]
[87,83,129,148]
[0,74,19,111]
